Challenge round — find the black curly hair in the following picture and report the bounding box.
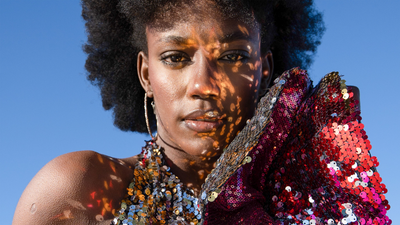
[82,0,325,133]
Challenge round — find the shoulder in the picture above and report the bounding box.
[13,151,138,225]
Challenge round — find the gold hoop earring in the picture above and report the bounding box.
[151,100,155,111]
[144,93,156,140]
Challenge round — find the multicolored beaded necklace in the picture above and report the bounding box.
[112,140,201,225]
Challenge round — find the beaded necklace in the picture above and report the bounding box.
[112,140,201,225]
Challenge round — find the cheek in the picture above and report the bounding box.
[149,62,176,98]
[148,65,187,120]
[221,57,262,82]
[223,65,261,121]
[224,64,262,99]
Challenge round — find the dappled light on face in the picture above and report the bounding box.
[235,116,242,126]
[197,64,253,148]
[198,170,205,180]
[212,70,233,109]
[145,11,265,196]
[232,61,243,73]
[230,103,235,112]
[239,74,254,82]
[236,97,242,115]
[245,44,253,55]
[220,124,226,136]
[238,25,249,36]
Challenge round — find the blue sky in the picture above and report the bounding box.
[1,1,399,224]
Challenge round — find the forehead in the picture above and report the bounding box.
[146,0,260,42]
[147,18,260,46]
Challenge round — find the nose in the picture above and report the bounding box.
[187,55,220,100]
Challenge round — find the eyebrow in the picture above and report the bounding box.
[158,35,192,45]
[220,31,253,43]
[157,31,254,45]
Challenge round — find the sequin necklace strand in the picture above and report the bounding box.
[112,140,201,225]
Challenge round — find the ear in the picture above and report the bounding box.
[259,51,274,95]
[137,51,153,98]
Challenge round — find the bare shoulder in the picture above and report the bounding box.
[13,150,138,225]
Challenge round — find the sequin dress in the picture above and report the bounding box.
[113,68,391,225]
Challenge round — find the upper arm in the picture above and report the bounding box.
[13,151,134,225]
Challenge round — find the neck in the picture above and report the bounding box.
[156,137,219,196]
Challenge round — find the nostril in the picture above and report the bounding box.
[189,75,220,100]
[192,91,219,100]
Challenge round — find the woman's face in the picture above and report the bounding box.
[138,8,272,161]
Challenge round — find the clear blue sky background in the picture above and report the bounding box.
[1,1,399,224]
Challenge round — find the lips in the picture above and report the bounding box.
[183,110,225,133]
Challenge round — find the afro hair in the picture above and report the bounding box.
[82,0,325,133]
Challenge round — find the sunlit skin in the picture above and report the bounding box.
[12,4,273,225]
[138,11,273,194]
[13,150,139,225]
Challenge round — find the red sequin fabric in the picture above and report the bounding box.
[200,68,391,224]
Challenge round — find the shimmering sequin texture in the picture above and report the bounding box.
[114,68,391,225]
[201,68,391,224]
[112,142,201,225]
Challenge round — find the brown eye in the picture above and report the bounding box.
[169,55,185,62]
[225,54,244,61]
[220,51,250,63]
[160,52,191,66]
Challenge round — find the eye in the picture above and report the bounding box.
[220,50,250,63]
[223,54,244,61]
[160,52,191,66]
[167,55,187,62]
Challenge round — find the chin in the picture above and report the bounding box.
[187,137,222,158]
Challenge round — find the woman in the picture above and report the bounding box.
[13,0,390,224]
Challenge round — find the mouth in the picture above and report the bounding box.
[183,110,225,133]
